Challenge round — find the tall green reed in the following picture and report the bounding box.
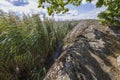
[0,11,77,80]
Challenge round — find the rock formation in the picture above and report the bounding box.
[44,20,120,80]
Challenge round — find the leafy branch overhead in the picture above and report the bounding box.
[98,0,120,26]
[38,0,120,26]
[38,0,90,15]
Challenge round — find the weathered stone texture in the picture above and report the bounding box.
[44,20,120,80]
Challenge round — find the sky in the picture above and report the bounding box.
[0,0,106,21]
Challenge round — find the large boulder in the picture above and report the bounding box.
[44,20,120,80]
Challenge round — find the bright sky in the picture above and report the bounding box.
[0,0,106,21]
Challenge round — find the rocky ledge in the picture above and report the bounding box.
[44,20,120,80]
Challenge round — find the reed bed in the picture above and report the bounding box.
[0,11,77,80]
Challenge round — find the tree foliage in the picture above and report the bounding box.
[98,0,120,26]
[38,0,120,26]
[38,0,87,15]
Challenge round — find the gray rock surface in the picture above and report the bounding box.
[44,20,120,80]
[117,56,120,70]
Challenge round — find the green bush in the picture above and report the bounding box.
[0,11,77,80]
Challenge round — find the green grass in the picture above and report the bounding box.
[0,11,77,80]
